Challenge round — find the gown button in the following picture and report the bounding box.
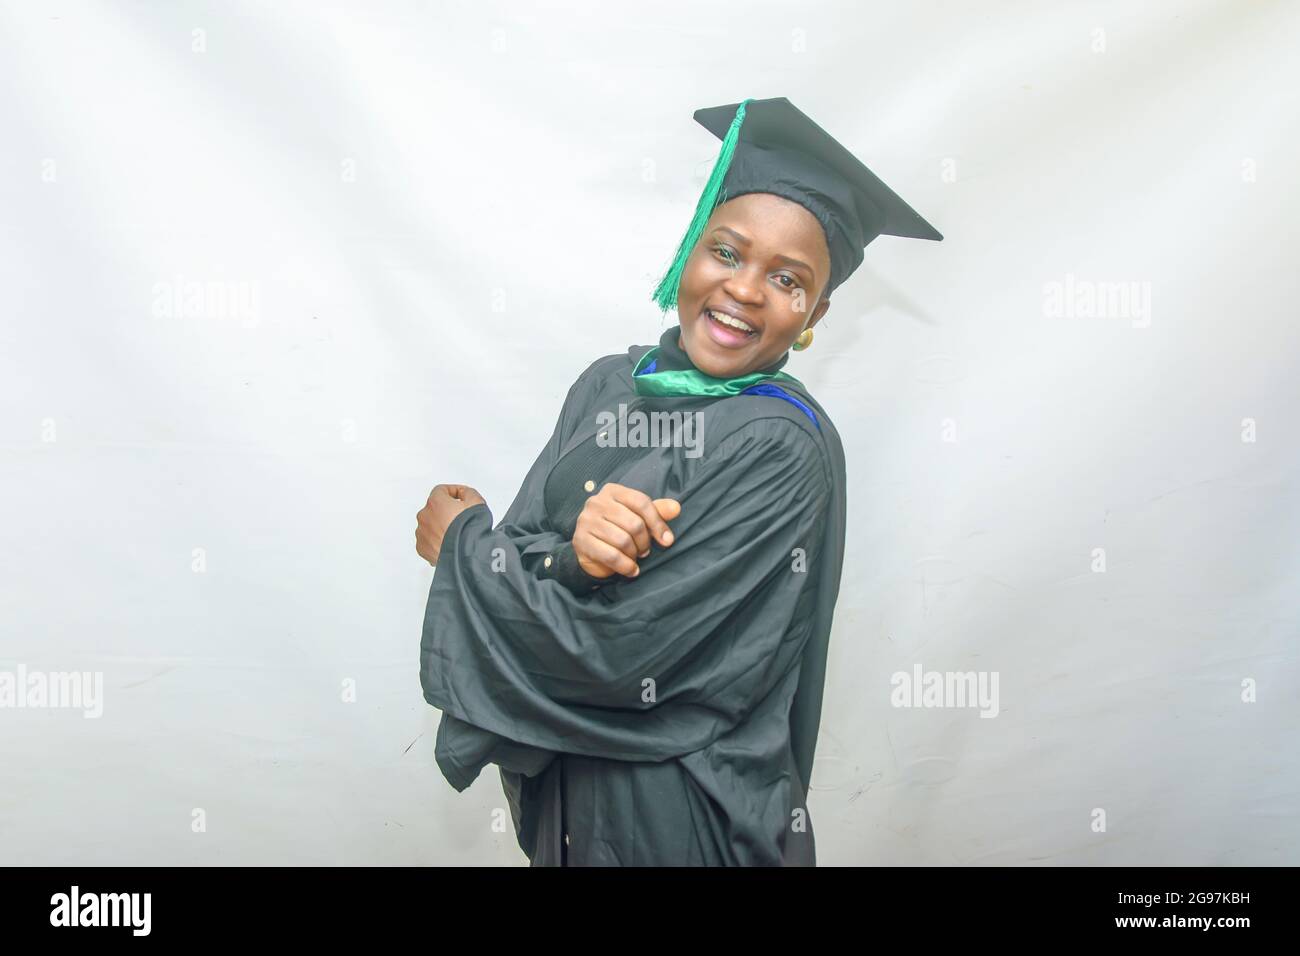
[564,833,570,846]
[583,480,595,492]
[544,555,553,568]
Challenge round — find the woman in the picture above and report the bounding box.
[415,97,941,866]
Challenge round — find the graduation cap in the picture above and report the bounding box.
[651,96,942,312]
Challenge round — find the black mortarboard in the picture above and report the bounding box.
[651,96,942,311]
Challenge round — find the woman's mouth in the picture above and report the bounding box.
[702,308,757,348]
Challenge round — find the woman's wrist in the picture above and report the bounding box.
[539,539,610,594]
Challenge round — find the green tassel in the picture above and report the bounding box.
[651,98,752,313]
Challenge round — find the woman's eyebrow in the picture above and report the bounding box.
[713,226,750,245]
[774,253,814,281]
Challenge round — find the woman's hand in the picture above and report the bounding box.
[573,482,680,579]
[416,484,487,566]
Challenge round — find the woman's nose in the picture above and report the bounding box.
[721,265,765,305]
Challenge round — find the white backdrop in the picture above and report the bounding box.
[2,0,1297,865]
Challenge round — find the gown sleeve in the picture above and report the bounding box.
[420,416,832,790]
[427,360,615,796]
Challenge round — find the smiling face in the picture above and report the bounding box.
[675,191,834,379]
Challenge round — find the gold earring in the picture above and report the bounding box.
[792,328,814,351]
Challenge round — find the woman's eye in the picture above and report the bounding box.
[714,246,736,264]
[775,274,798,289]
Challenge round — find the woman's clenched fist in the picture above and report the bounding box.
[416,484,487,566]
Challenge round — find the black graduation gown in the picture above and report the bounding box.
[420,325,847,865]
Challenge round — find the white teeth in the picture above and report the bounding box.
[707,309,755,333]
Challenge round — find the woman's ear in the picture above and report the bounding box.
[807,295,831,330]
